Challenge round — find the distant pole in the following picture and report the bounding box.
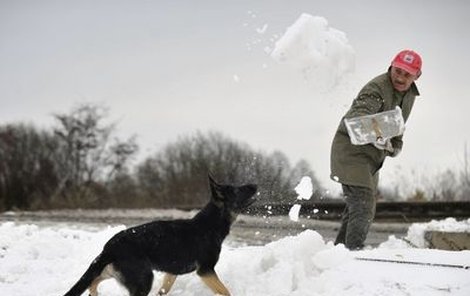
[465,142,469,186]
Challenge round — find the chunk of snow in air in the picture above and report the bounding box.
[271,13,355,90]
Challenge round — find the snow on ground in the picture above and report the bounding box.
[0,218,469,296]
[404,217,470,248]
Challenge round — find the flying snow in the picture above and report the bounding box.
[271,13,355,90]
[288,204,302,222]
[289,176,314,222]
[295,176,313,200]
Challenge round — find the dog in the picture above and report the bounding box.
[63,175,257,296]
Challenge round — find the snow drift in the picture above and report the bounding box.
[1,218,469,296]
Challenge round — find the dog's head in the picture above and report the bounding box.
[208,174,257,216]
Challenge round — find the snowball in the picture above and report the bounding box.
[271,13,355,90]
[295,176,313,200]
[289,204,302,222]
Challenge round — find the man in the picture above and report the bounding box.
[330,49,422,250]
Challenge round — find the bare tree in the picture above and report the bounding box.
[458,142,470,200]
[52,103,138,204]
[0,124,59,210]
[136,131,323,207]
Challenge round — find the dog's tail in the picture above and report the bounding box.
[63,252,111,296]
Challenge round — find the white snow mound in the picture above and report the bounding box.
[1,219,470,296]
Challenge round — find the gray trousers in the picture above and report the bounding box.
[334,184,377,250]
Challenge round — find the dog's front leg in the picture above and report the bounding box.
[158,273,177,295]
[199,272,230,296]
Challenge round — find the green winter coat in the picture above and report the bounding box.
[330,71,420,190]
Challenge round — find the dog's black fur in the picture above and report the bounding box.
[63,175,257,296]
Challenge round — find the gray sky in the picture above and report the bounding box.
[1,0,469,195]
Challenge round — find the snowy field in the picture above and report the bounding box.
[0,217,469,296]
[1,11,470,295]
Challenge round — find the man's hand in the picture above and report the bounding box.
[390,147,401,157]
[373,137,394,153]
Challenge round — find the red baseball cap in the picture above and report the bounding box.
[391,49,422,75]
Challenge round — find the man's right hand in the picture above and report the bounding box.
[373,138,394,153]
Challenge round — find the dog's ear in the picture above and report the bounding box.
[208,172,217,185]
[208,174,224,201]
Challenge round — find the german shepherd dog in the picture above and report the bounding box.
[63,175,257,296]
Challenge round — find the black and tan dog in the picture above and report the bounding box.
[63,175,257,296]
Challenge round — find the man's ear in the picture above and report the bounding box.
[415,70,422,80]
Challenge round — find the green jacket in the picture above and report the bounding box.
[330,71,420,190]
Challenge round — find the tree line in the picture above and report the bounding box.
[1,103,469,211]
[0,103,323,211]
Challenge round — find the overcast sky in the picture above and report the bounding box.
[1,0,469,195]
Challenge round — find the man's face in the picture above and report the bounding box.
[390,66,420,92]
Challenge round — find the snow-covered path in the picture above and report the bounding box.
[0,219,469,296]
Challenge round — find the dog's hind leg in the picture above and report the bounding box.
[113,259,154,296]
[199,272,230,296]
[89,276,104,296]
[157,273,177,295]
[88,264,117,296]
[89,276,103,296]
